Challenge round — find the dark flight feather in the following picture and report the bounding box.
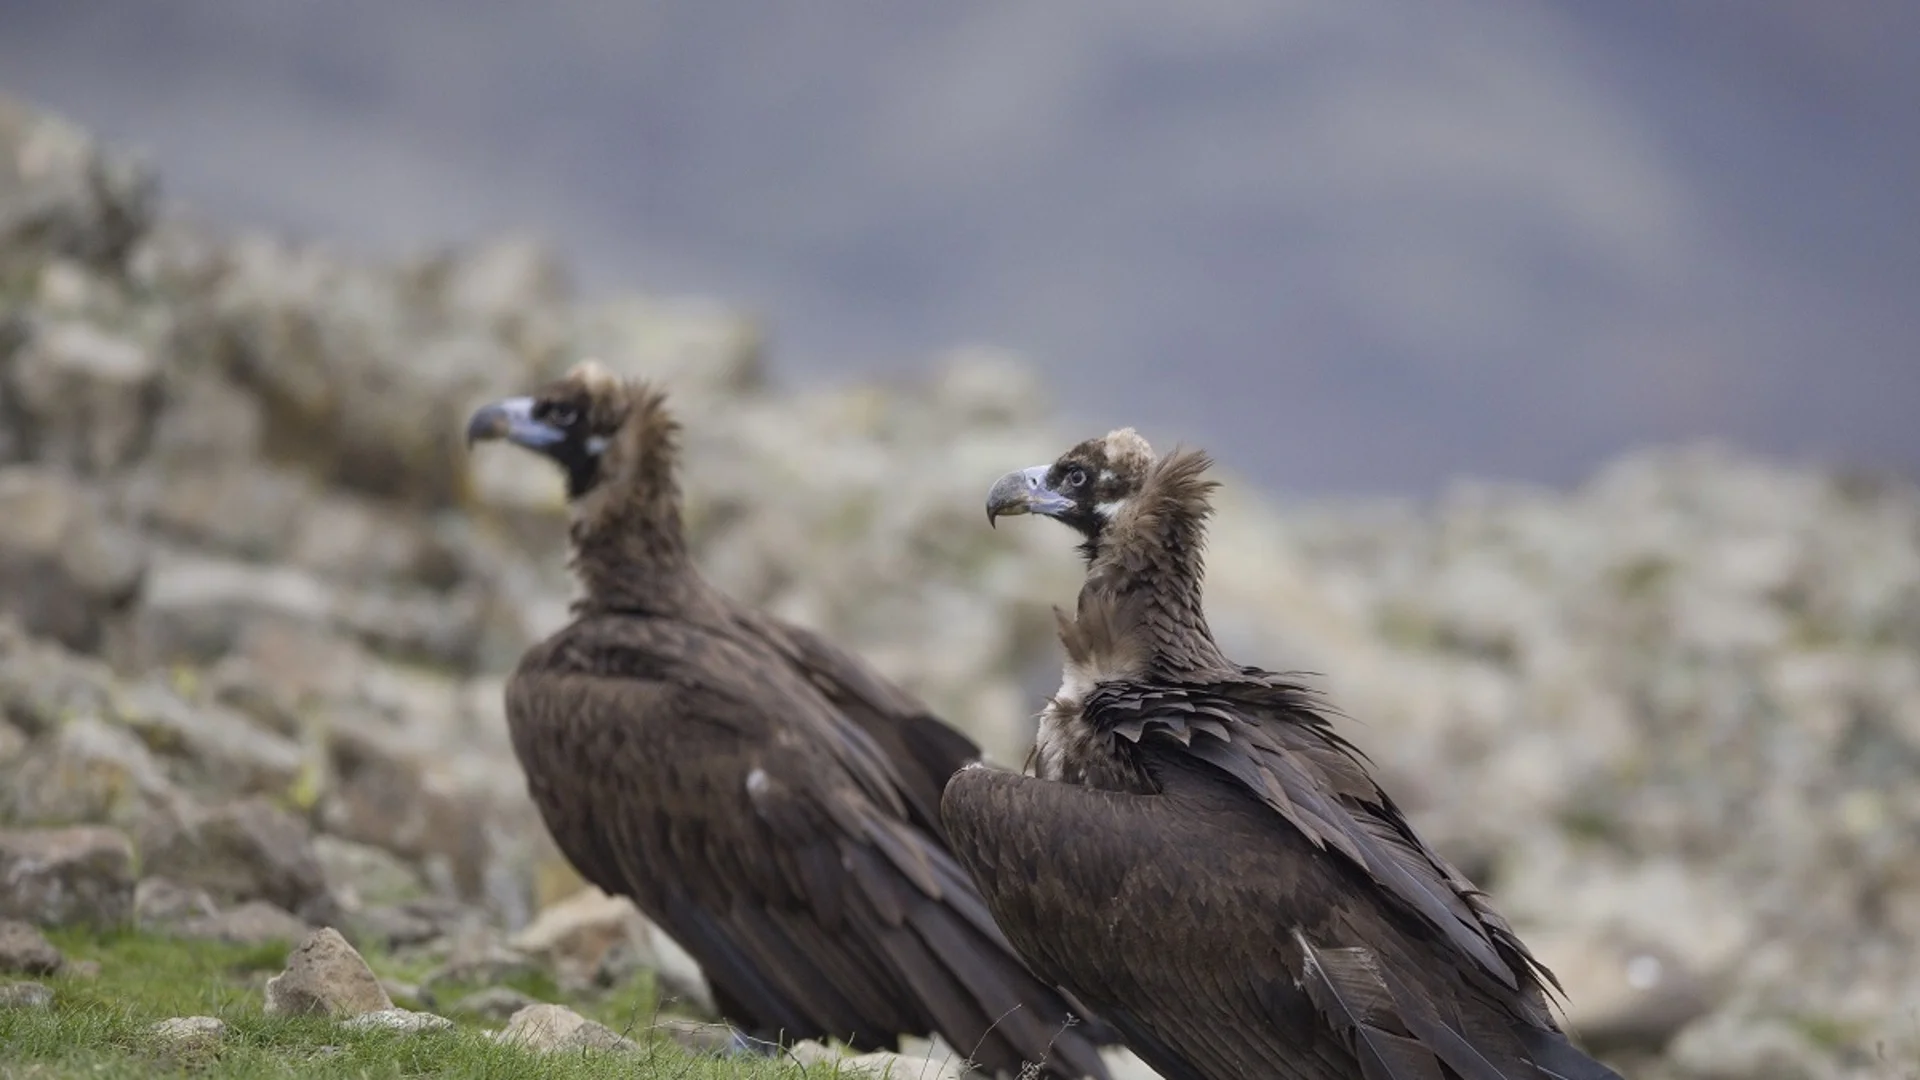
[474,368,1115,1079]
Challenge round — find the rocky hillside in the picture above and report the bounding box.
[1,96,1917,1079]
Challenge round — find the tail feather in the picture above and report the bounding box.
[1295,935,1447,1080]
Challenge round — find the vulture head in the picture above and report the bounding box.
[466,359,677,506]
[985,428,1159,557]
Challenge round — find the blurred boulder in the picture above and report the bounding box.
[3,320,163,474]
[1527,929,1713,1056]
[312,835,429,913]
[0,96,153,272]
[0,918,63,975]
[0,623,117,734]
[2,715,182,828]
[340,1007,453,1035]
[0,981,53,1010]
[0,466,145,651]
[0,824,135,927]
[137,796,336,924]
[496,1002,638,1054]
[508,886,653,993]
[110,677,305,796]
[147,1015,227,1057]
[171,900,312,947]
[133,876,217,929]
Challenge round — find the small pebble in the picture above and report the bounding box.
[341,1007,454,1034]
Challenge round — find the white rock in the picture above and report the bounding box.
[148,1015,226,1052]
[341,1008,454,1035]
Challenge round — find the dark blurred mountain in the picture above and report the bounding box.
[2,0,1913,494]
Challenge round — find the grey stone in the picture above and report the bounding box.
[339,1007,453,1035]
[263,927,393,1018]
[0,97,153,270]
[111,676,306,797]
[0,467,145,651]
[0,980,53,1009]
[419,931,536,992]
[508,886,654,992]
[0,628,115,735]
[3,715,180,829]
[171,900,312,946]
[137,796,334,922]
[497,1002,638,1054]
[451,986,536,1023]
[134,876,218,928]
[0,918,62,974]
[0,825,135,927]
[6,320,162,473]
[345,901,467,953]
[313,835,429,913]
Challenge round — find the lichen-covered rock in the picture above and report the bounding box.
[0,918,63,974]
[0,824,134,927]
[138,796,335,924]
[344,897,486,953]
[2,715,182,828]
[171,900,312,946]
[4,319,163,474]
[0,980,53,1009]
[0,624,116,735]
[0,466,145,651]
[496,1002,638,1054]
[147,1015,226,1056]
[507,886,651,991]
[263,927,392,1017]
[417,930,537,993]
[0,97,153,274]
[339,1007,453,1035]
[109,678,305,796]
[133,876,217,928]
[313,835,429,913]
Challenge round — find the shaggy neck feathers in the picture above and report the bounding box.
[567,387,700,615]
[1069,447,1230,679]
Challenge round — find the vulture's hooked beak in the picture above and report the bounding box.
[986,465,1073,527]
[466,397,565,451]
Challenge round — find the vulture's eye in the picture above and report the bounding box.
[545,403,579,428]
[1066,468,1088,489]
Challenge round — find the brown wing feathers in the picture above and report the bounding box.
[474,368,1114,1079]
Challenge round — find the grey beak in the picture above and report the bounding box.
[466,396,565,450]
[986,465,1073,526]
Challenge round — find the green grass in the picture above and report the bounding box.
[0,929,873,1079]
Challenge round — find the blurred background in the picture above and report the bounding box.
[3,0,1916,494]
[0,4,1917,1080]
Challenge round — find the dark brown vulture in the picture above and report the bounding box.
[463,361,1114,1079]
[942,429,1624,1080]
